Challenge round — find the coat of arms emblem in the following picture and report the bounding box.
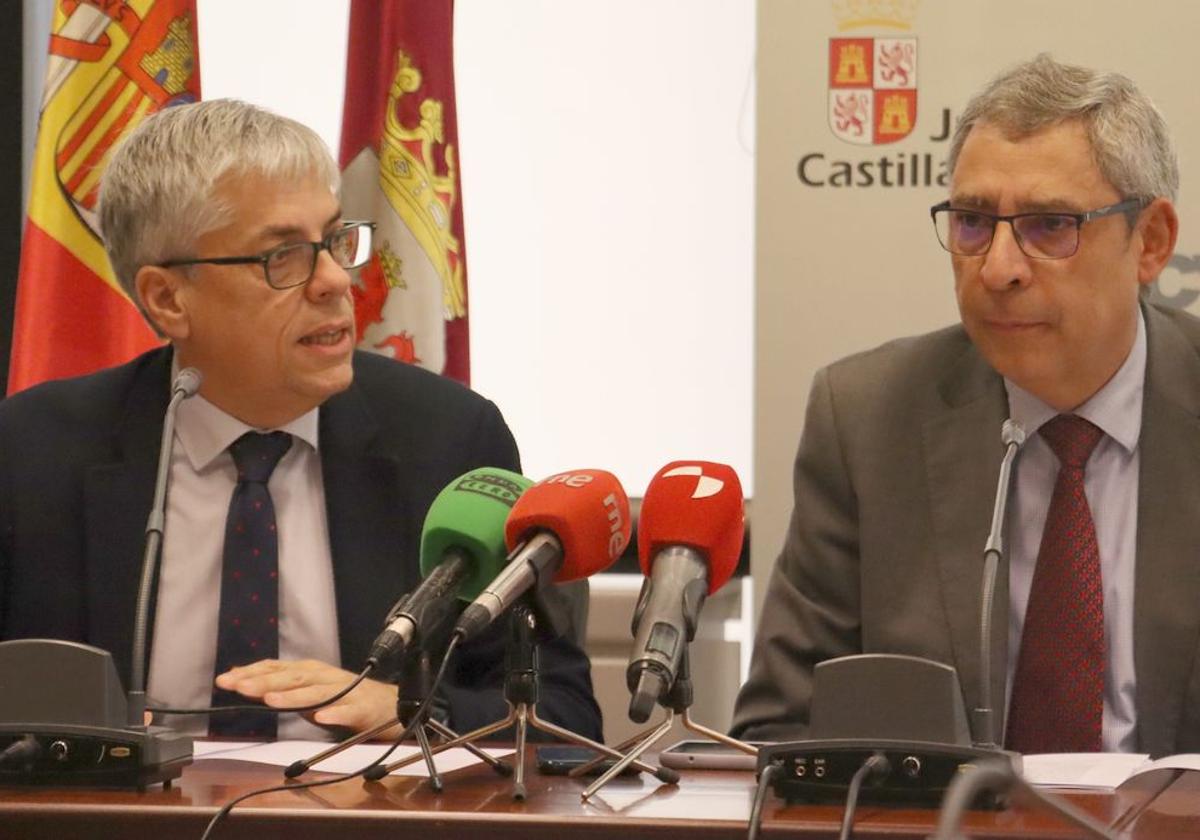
[828,37,917,145]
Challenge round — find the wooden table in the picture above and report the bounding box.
[2,749,1198,839]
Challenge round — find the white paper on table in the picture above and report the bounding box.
[192,740,263,758]
[1021,753,1149,789]
[190,739,512,777]
[1136,753,1200,774]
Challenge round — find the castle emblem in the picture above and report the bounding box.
[827,1,918,145]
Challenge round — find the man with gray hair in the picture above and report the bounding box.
[733,55,1195,755]
[0,99,601,742]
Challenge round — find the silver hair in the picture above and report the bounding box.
[947,54,1178,204]
[98,98,340,313]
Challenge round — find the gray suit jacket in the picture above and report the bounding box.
[731,303,1200,757]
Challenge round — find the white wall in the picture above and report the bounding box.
[454,0,755,496]
[22,0,755,498]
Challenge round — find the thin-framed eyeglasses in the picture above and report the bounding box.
[162,220,376,289]
[929,199,1145,260]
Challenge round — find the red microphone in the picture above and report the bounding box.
[453,469,631,641]
[627,462,744,722]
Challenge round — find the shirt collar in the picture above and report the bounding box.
[171,360,320,471]
[1004,307,1146,454]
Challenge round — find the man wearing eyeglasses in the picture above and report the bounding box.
[733,55,1198,756]
[0,99,601,742]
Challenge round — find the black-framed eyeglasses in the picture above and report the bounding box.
[162,220,376,289]
[930,199,1144,260]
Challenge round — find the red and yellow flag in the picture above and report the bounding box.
[339,0,470,385]
[8,0,200,395]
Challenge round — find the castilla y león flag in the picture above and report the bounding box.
[339,0,470,385]
[9,0,200,395]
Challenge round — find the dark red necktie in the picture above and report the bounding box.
[209,431,292,738]
[1006,414,1105,754]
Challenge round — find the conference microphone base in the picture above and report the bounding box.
[757,738,1021,809]
[0,725,192,790]
[754,653,1018,807]
[0,640,193,791]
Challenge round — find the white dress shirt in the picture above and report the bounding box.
[1004,310,1145,752]
[147,392,341,740]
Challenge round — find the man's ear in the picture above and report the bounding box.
[1136,198,1179,287]
[135,265,190,340]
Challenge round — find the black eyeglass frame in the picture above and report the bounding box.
[929,198,1146,260]
[161,220,377,289]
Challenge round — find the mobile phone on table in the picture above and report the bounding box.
[535,745,637,777]
[658,739,762,771]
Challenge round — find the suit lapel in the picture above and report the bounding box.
[1134,305,1200,756]
[319,382,412,671]
[922,342,1010,734]
[82,350,172,684]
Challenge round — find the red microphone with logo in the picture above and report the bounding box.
[452,470,632,642]
[626,462,744,722]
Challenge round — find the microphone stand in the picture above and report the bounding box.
[973,419,1025,749]
[371,602,680,800]
[128,368,202,725]
[576,647,757,800]
[397,651,442,790]
[283,648,507,782]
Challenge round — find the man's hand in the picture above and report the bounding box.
[214,659,399,734]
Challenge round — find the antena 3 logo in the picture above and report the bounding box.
[662,465,725,499]
[800,0,952,189]
[456,472,524,507]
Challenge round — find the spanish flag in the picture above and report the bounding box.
[339,0,470,385]
[8,0,200,395]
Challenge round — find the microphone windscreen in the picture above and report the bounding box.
[421,468,533,599]
[638,461,744,594]
[504,469,631,581]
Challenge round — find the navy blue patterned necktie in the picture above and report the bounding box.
[209,431,292,738]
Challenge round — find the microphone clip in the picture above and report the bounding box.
[522,579,578,646]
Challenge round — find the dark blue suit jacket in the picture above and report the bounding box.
[0,347,602,740]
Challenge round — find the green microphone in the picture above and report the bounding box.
[367,468,532,666]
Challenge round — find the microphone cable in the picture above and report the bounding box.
[147,661,377,719]
[837,752,890,840]
[197,635,461,840]
[746,760,783,840]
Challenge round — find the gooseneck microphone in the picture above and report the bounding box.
[626,462,744,722]
[128,367,203,726]
[453,470,632,643]
[0,367,199,788]
[754,421,1025,810]
[367,468,532,666]
[974,419,1025,750]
